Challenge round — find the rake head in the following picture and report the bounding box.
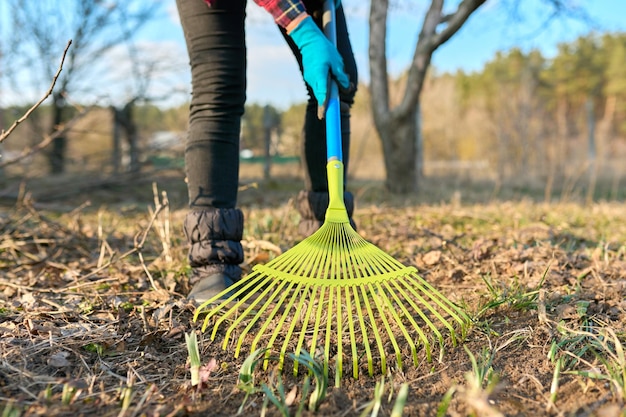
[194,194,471,379]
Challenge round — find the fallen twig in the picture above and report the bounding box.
[0,106,92,169]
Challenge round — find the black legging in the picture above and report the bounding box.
[177,0,357,209]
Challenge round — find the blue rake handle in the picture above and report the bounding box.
[322,1,349,223]
[322,0,342,162]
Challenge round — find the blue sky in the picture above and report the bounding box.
[157,0,625,110]
[3,1,626,110]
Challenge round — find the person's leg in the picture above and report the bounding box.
[281,4,358,235]
[176,0,247,302]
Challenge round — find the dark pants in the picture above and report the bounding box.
[177,0,358,209]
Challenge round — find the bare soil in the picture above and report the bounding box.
[0,174,625,416]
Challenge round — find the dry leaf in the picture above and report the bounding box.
[0,322,17,334]
[48,351,72,368]
[423,250,442,266]
[143,288,171,303]
[595,404,622,417]
[249,251,270,264]
[115,340,127,352]
[285,385,298,406]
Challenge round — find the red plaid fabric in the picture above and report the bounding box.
[203,0,305,28]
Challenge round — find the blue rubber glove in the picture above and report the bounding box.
[290,16,350,118]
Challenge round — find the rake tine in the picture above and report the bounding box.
[359,284,386,375]
[343,286,359,378]
[197,272,270,331]
[299,231,333,278]
[286,241,324,275]
[333,228,346,381]
[409,273,471,328]
[212,273,276,341]
[396,278,447,356]
[335,285,344,383]
[310,285,327,366]
[346,239,413,370]
[242,279,291,352]
[264,282,305,371]
[254,281,300,370]
[380,281,419,367]
[399,277,452,350]
[387,279,434,361]
[324,282,335,379]
[308,228,335,370]
[356,243,393,269]
[205,280,270,337]
[293,285,319,376]
[235,274,273,305]
[371,283,403,371]
[351,285,373,376]
[279,285,309,371]
[265,244,314,278]
[339,233,361,379]
[233,278,289,356]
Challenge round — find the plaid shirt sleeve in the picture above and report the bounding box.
[203,0,306,28]
[254,0,306,27]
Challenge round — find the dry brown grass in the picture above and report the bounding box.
[0,177,625,416]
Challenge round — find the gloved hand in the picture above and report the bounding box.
[289,16,350,118]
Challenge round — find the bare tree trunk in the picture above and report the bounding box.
[263,105,272,180]
[599,94,616,171]
[585,98,596,204]
[382,112,419,193]
[518,67,533,179]
[536,116,551,196]
[49,92,67,174]
[415,100,424,181]
[496,118,509,182]
[0,110,4,182]
[557,98,569,177]
[111,106,122,173]
[546,97,568,200]
[111,100,140,173]
[369,0,486,194]
[599,95,618,198]
[127,118,140,173]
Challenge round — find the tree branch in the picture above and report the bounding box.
[0,40,72,144]
[393,0,443,119]
[396,0,486,119]
[0,106,91,169]
[368,0,391,127]
[432,0,487,49]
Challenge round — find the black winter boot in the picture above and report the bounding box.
[183,208,244,303]
[295,190,356,237]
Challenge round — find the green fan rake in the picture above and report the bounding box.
[194,2,470,379]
